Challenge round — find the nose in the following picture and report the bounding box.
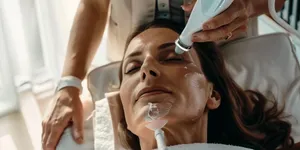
[140,57,160,82]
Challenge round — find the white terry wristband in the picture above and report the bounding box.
[56,76,83,94]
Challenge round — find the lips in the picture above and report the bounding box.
[137,87,171,101]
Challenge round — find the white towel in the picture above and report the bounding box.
[94,98,115,150]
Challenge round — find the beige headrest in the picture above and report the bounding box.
[221,33,300,104]
[87,61,121,101]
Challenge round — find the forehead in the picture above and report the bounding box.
[124,28,178,57]
[124,27,201,65]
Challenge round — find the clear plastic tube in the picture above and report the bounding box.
[268,0,300,39]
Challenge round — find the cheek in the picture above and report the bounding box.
[182,72,209,112]
[184,73,206,89]
[165,63,209,121]
[120,77,151,135]
[120,77,138,119]
[172,63,208,97]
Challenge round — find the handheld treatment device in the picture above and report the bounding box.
[175,0,233,54]
[145,102,172,150]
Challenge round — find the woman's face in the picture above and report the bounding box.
[120,27,215,136]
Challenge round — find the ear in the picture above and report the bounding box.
[206,84,221,110]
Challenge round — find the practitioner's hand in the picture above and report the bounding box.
[42,87,84,150]
[182,0,250,42]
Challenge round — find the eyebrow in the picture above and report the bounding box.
[158,42,175,50]
[125,50,142,60]
[125,42,175,60]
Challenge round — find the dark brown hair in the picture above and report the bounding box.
[118,19,294,150]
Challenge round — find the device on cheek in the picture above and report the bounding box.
[175,0,233,54]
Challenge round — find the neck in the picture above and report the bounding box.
[139,113,208,150]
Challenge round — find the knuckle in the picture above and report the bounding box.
[45,119,59,128]
[52,119,61,126]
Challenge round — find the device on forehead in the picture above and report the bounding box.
[175,0,233,54]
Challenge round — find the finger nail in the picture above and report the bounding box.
[77,137,84,143]
[74,130,82,139]
[74,130,84,143]
[74,130,81,138]
[181,5,185,10]
[181,5,189,11]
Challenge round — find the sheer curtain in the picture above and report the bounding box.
[35,0,109,79]
[0,13,19,117]
[0,0,109,116]
[0,0,25,116]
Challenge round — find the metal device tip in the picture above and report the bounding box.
[175,46,185,54]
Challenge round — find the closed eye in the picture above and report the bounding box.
[125,66,140,74]
[164,57,183,62]
[165,58,183,62]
